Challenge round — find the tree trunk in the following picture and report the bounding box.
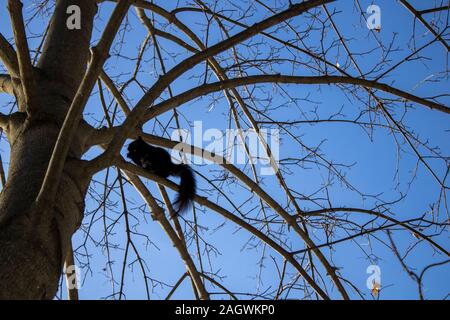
[0,107,91,299]
[0,0,97,298]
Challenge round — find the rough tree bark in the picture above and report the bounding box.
[0,0,97,299]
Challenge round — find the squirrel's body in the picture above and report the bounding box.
[127,137,196,215]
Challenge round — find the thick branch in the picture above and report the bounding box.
[0,34,19,77]
[139,75,450,124]
[7,0,36,106]
[35,0,132,209]
[37,0,98,99]
[85,72,450,151]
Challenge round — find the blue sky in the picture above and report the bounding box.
[0,0,449,300]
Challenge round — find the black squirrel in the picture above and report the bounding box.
[127,137,196,215]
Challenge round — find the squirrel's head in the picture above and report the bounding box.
[127,137,146,159]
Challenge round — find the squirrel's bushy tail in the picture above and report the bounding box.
[172,164,196,215]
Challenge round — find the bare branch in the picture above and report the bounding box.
[400,0,450,51]
[7,0,36,106]
[0,33,19,77]
[138,75,450,125]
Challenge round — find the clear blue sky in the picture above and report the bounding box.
[0,0,448,300]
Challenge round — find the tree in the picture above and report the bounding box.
[0,0,448,300]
